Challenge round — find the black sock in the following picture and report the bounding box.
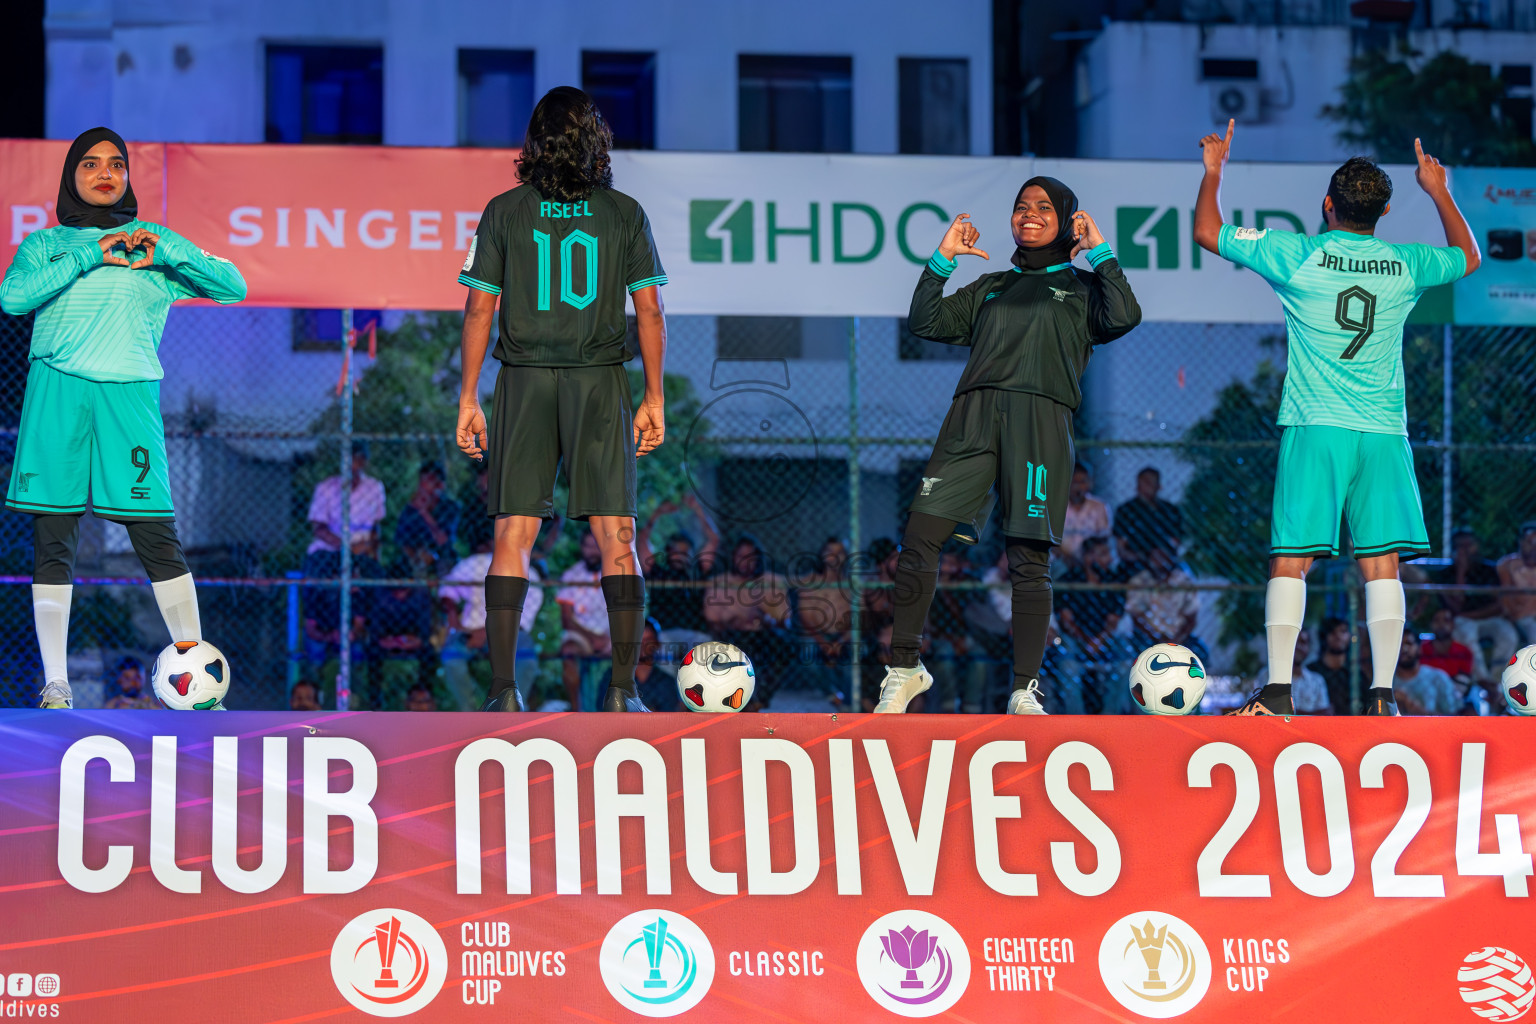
[890,513,953,668]
[1008,540,1053,687]
[602,575,646,691]
[484,575,528,700]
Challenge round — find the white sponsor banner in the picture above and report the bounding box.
[611,152,1449,322]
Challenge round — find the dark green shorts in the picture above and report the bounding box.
[908,388,1074,545]
[487,363,636,520]
[6,361,174,522]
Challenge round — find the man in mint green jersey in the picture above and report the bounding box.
[1194,120,1480,717]
[0,127,247,708]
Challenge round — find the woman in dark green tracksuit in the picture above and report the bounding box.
[872,176,1141,715]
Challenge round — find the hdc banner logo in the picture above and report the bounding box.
[599,910,716,1017]
[330,908,448,1017]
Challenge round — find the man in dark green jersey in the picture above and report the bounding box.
[873,177,1141,716]
[456,87,668,712]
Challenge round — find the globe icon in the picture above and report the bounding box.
[1459,947,1534,1022]
[34,975,58,997]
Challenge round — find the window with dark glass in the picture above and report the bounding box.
[738,55,852,153]
[458,49,535,147]
[265,45,383,145]
[582,51,656,149]
[899,58,970,155]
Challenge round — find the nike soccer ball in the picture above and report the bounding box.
[676,642,756,713]
[151,640,230,710]
[1129,643,1207,715]
[1500,646,1536,715]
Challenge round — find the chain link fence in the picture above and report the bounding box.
[1,307,1532,713]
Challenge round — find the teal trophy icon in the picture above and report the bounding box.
[643,917,671,989]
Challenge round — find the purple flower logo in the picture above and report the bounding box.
[877,925,953,1004]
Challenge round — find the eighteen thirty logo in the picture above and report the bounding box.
[1098,911,1212,1018]
[1458,947,1534,1022]
[330,909,448,1018]
[856,910,971,1017]
[598,910,716,1017]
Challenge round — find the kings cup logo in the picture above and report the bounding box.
[330,908,448,1017]
[856,910,971,1017]
[598,909,716,1017]
[1098,911,1212,1018]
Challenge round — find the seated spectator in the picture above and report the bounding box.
[1394,626,1459,715]
[1055,536,1134,714]
[1125,544,1208,663]
[396,460,460,576]
[1060,463,1112,565]
[703,535,793,703]
[1113,466,1183,572]
[306,442,386,566]
[368,559,435,709]
[558,529,612,709]
[795,537,855,702]
[301,558,381,702]
[405,683,438,712]
[1498,522,1536,646]
[598,619,679,712]
[1309,616,1368,715]
[289,679,323,711]
[637,493,720,645]
[1421,605,1475,687]
[858,537,900,634]
[103,656,157,709]
[1254,628,1332,714]
[440,519,542,711]
[1439,528,1517,683]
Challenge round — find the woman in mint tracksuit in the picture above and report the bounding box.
[0,127,247,708]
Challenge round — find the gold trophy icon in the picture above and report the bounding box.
[1131,920,1169,991]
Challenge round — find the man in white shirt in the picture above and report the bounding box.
[1394,626,1460,715]
[439,525,542,711]
[1126,545,1210,663]
[1253,627,1332,714]
[307,443,387,557]
[1059,462,1112,564]
[558,529,611,708]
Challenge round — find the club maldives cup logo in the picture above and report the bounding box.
[856,910,971,1017]
[1097,910,1212,1018]
[330,908,448,1017]
[598,910,716,1017]
[1458,947,1535,1022]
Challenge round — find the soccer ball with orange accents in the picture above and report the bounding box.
[1500,646,1536,716]
[676,642,756,713]
[151,640,231,710]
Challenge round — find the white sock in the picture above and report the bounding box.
[33,583,72,685]
[1365,578,1406,697]
[151,573,202,642]
[1264,576,1306,689]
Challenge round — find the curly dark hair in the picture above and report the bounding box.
[516,86,614,202]
[1326,156,1393,230]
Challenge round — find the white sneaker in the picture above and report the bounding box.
[873,663,933,714]
[38,681,73,709]
[1007,680,1049,715]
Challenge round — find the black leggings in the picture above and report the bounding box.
[33,515,190,585]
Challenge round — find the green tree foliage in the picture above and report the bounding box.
[1323,48,1536,166]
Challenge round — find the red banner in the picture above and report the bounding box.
[1,710,1533,1022]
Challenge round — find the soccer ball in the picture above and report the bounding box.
[1129,643,1207,715]
[1501,646,1536,715]
[676,642,756,713]
[151,640,231,710]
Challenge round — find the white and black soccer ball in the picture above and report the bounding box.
[1129,643,1207,715]
[151,640,230,710]
[676,642,756,713]
[1501,645,1536,716]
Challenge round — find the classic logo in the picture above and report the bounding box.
[1458,947,1534,1022]
[856,910,971,1017]
[1098,911,1212,1018]
[599,910,716,1017]
[330,908,448,1018]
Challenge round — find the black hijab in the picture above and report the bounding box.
[57,127,137,230]
[1010,175,1078,271]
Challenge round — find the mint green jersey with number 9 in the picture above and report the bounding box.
[1218,224,1465,436]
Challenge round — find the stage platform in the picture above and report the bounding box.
[1,710,1532,1022]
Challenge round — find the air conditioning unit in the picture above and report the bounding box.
[1201,57,1265,124]
[1208,81,1263,123]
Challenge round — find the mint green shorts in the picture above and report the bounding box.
[1271,425,1427,560]
[5,361,174,522]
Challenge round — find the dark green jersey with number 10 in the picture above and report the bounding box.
[458,186,667,367]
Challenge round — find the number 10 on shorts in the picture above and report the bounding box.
[1025,462,1048,501]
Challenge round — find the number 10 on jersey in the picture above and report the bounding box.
[532,229,598,311]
